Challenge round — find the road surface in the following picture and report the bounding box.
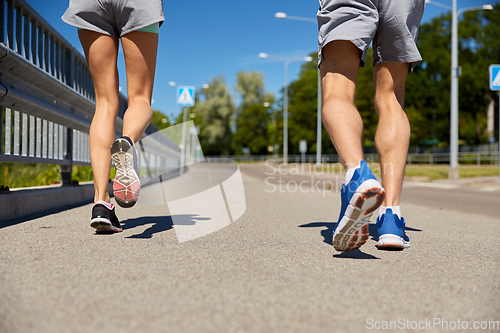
[0,163,499,333]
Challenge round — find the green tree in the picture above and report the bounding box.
[287,52,333,154]
[189,76,235,155]
[406,5,500,146]
[458,6,500,144]
[233,71,274,154]
[233,104,271,154]
[234,71,269,109]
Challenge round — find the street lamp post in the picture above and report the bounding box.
[275,12,323,166]
[425,0,493,179]
[259,53,312,164]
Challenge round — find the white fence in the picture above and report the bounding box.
[207,148,500,165]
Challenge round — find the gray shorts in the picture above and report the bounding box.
[317,0,425,69]
[62,0,165,38]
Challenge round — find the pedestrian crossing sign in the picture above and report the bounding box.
[490,65,500,91]
[177,86,196,106]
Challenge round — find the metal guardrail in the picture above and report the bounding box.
[0,0,179,187]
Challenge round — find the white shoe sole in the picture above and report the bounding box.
[90,217,122,233]
[333,179,385,252]
[378,234,410,249]
[111,138,140,208]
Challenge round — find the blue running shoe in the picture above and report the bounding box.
[333,161,385,251]
[376,209,410,249]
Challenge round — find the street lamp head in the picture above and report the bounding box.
[275,12,287,19]
[202,84,209,89]
[168,81,176,86]
[482,4,493,10]
[304,56,313,62]
[263,102,271,107]
[259,52,269,59]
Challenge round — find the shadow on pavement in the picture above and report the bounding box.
[332,249,380,259]
[120,215,174,238]
[119,214,211,239]
[298,221,336,245]
[299,221,379,245]
[375,245,404,252]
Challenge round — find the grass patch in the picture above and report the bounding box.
[312,163,499,180]
[404,165,450,180]
[72,165,95,183]
[0,163,105,188]
[404,165,499,180]
[457,166,499,178]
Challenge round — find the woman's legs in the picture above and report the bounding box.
[78,29,158,203]
[78,30,120,204]
[120,31,159,143]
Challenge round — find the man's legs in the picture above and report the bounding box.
[373,62,412,249]
[320,40,363,170]
[373,62,410,207]
[78,30,120,204]
[321,40,385,252]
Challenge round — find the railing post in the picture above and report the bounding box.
[37,23,43,69]
[6,0,14,49]
[23,12,30,61]
[0,0,4,45]
[15,2,22,55]
[30,18,36,65]
[5,108,11,155]
[49,35,55,76]
[60,127,72,185]
[43,31,49,73]
[65,47,74,88]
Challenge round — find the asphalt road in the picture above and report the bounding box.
[0,163,499,333]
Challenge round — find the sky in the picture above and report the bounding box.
[25,0,500,122]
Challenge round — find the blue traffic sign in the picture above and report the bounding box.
[490,65,500,91]
[177,86,196,106]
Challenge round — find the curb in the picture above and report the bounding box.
[0,182,111,222]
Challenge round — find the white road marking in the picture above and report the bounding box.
[404,181,500,193]
[477,186,500,192]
